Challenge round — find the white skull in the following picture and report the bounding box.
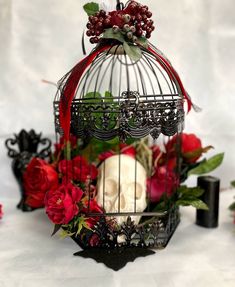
[96,154,147,225]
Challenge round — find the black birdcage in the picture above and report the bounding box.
[53,1,188,252]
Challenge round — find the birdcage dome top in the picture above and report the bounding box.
[54,42,186,141]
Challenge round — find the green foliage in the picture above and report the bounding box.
[103,28,143,61]
[123,42,142,62]
[83,2,99,16]
[103,28,125,43]
[176,186,209,210]
[231,181,235,188]
[229,202,235,211]
[188,153,224,176]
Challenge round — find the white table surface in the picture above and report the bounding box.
[0,183,235,287]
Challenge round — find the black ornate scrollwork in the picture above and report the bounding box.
[72,206,180,250]
[54,91,184,141]
[5,130,52,212]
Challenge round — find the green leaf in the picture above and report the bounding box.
[84,92,102,103]
[104,91,114,103]
[83,2,99,16]
[176,199,209,210]
[59,229,75,239]
[51,224,61,236]
[231,181,235,188]
[177,186,205,197]
[229,202,235,211]
[136,37,148,48]
[188,153,224,176]
[103,28,125,43]
[123,42,142,62]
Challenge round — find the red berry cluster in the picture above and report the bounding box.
[86,1,155,44]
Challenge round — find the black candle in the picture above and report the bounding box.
[196,176,220,228]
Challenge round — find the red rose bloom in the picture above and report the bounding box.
[0,204,3,219]
[166,133,202,163]
[59,156,98,182]
[82,199,104,228]
[23,158,58,208]
[147,166,179,203]
[45,183,83,225]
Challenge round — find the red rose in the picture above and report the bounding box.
[120,143,136,158]
[147,166,179,203]
[45,183,83,225]
[23,158,58,208]
[166,133,202,163]
[82,199,104,228]
[0,204,3,219]
[59,156,98,182]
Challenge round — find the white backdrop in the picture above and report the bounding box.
[1,0,235,190]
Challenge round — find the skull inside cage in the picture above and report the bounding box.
[53,1,190,250]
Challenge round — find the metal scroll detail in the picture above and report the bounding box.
[54,91,184,141]
[72,206,180,250]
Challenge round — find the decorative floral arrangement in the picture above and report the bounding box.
[83,1,156,62]
[22,132,223,242]
[229,181,235,224]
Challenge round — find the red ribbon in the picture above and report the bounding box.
[59,44,112,141]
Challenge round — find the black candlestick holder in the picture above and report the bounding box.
[196,176,220,228]
[5,129,52,211]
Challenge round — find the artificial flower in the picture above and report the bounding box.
[45,183,83,225]
[23,157,58,208]
[59,156,98,182]
[82,199,104,228]
[147,166,179,203]
[166,133,202,163]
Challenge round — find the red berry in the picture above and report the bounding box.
[89,16,93,22]
[152,26,155,31]
[96,30,102,36]
[93,37,99,43]
[146,33,151,39]
[86,23,91,29]
[99,17,104,22]
[90,37,95,44]
[146,27,152,34]
[99,10,106,17]
[103,18,111,27]
[91,29,95,36]
[136,28,143,37]
[143,5,148,11]
[97,22,103,29]
[136,14,142,21]
[146,11,152,18]
[86,30,92,37]
[93,17,99,23]
[136,23,141,29]
[142,24,147,30]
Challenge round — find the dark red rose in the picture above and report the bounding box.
[166,133,202,163]
[59,156,98,182]
[23,158,58,208]
[0,204,3,219]
[45,183,83,225]
[98,151,115,162]
[147,166,179,203]
[82,199,104,228]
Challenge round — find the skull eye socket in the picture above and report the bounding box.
[125,183,143,200]
[104,179,117,197]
